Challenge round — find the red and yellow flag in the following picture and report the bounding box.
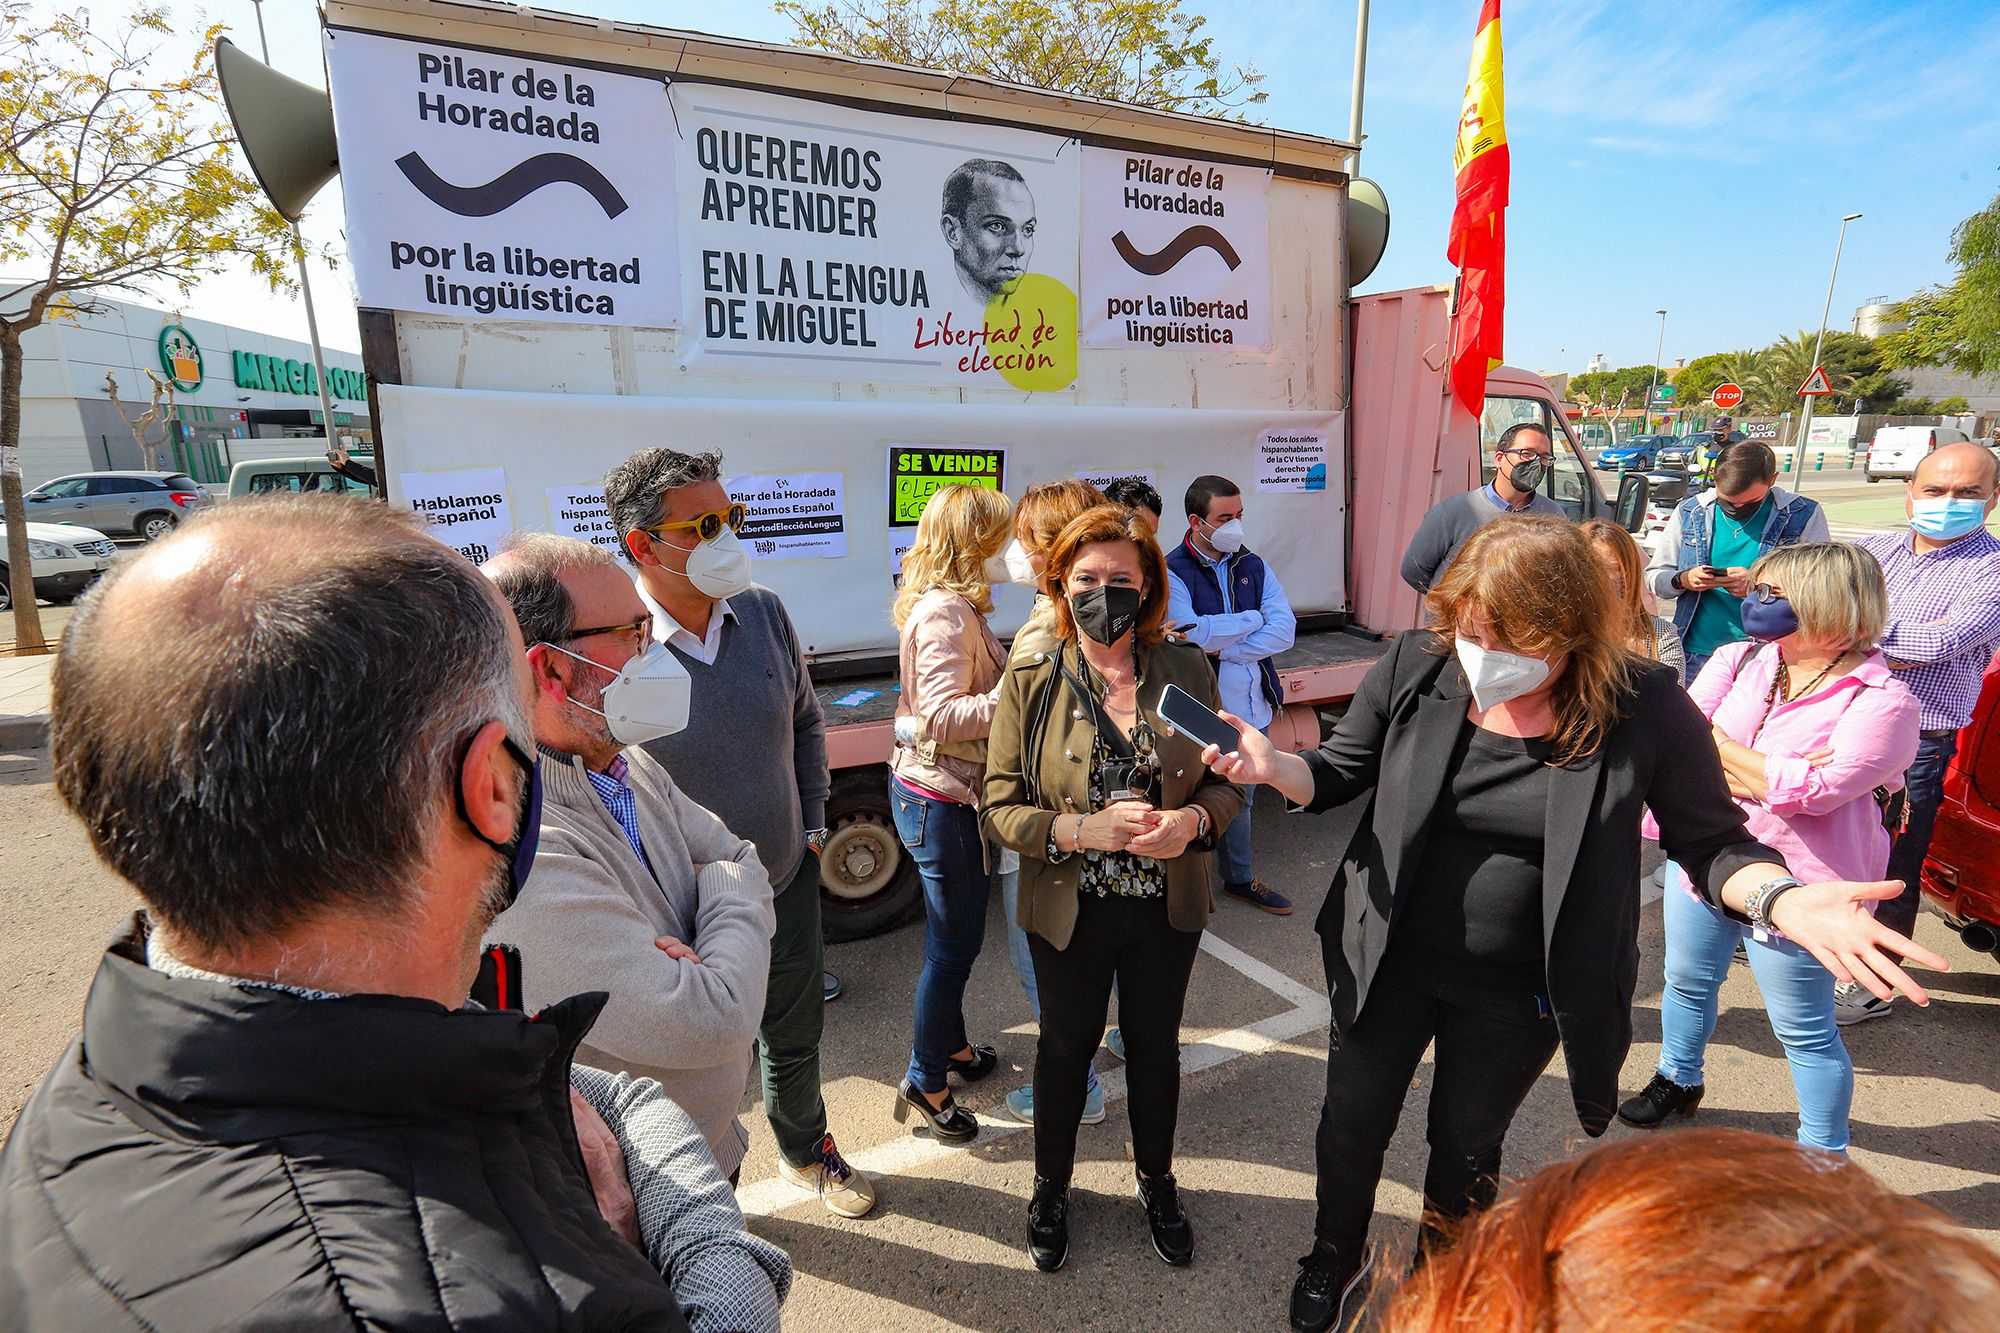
[1447,0,1509,419]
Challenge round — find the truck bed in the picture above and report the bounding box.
[813,625,1392,766]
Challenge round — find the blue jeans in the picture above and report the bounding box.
[1215,727,1265,885]
[1878,731,1958,939]
[1000,863,1100,1096]
[1658,879,1852,1152]
[891,776,991,1092]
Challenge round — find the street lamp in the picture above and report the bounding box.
[1644,309,1667,440]
[1790,212,1862,498]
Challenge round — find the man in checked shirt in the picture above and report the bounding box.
[1846,442,2000,1024]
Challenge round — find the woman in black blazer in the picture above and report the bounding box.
[1200,517,1947,1333]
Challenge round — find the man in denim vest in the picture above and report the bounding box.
[1645,441,1828,681]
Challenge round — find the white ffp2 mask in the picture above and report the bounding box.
[1001,538,1039,587]
[668,528,754,601]
[1203,517,1245,554]
[1454,638,1551,711]
[546,640,692,745]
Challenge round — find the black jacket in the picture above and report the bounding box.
[0,917,692,1331]
[1299,634,1783,1135]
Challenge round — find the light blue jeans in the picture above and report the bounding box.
[999,860,1100,1096]
[1215,725,1266,886]
[1657,876,1853,1152]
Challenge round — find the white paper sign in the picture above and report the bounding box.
[1255,428,1329,492]
[724,472,848,559]
[401,467,514,563]
[1081,147,1271,351]
[1077,468,1157,493]
[325,30,678,326]
[675,83,1080,389]
[547,485,621,552]
[889,528,917,586]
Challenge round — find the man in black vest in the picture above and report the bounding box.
[1166,473,1298,914]
[1,497,784,1331]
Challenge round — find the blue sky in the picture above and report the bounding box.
[169,0,2000,373]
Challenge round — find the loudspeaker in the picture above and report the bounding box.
[1347,176,1391,286]
[214,36,339,221]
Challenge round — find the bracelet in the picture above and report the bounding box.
[1745,876,1804,931]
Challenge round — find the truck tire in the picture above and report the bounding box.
[820,766,922,943]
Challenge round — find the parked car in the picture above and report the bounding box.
[227,455,376,500]
[22,470,215,540]
[1922,660,2000,962]
[1656,431,1745,471]
[0,521,118,611]
[1865,424,1974,483]
[1598,436,1672,471]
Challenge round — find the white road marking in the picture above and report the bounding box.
[737,928,1329,1218]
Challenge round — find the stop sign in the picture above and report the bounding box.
[1712,382,1744,411]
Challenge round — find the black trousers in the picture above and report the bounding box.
[1313,952,1560,1258]
[1028,892,1201,1184]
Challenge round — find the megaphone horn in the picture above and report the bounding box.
[214,36,339,222]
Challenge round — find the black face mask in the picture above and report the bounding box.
[1506,455,1548,493]
[1718,495,1764,522]
[455,734,542,912]
[1071,585,1142,646]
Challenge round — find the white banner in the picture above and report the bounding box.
[547,485,621,552]
[324,30,678,326]
[724,471,848,560]
[1080,147,1271,351]
[1255,427,1330,493]
[674,83,1080,389]
[400,467,513,563]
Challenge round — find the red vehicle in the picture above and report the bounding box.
[1920,659,2000,960]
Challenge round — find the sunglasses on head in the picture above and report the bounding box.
[645,503,747,544]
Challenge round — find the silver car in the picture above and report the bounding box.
[22,471,215,541]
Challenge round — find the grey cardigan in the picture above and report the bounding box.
[488,747,775,1176]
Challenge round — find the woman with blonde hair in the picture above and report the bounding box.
[1201,516,1946,1333]
[888,483,1015,1144]
[1580,518,1685,680]
[1618,542,1919,1153]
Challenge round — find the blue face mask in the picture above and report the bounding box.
[1740,593,1801,643]
[1910,496,1991,542]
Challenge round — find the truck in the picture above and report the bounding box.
[307,0,1618,940]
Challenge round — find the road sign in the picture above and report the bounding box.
[1711,382,1744,411]
[1651,384,1677,406]
[1797,366,1834,396]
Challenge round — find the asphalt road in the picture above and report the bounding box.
[3,748,1995,1332]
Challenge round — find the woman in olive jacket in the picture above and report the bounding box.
[983,504,1244,1275]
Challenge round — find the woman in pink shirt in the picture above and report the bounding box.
[1619,543,1919,1151]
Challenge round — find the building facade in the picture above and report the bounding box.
[13,290,372,487]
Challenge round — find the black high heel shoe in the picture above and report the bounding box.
[892,1078,979,1144]
[946,1044,999,1081]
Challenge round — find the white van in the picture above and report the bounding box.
[1866,425,1973,482]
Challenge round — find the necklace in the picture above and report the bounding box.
[1752,649,1847,740]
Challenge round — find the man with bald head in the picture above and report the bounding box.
[1845,441,2000,1022]
[0,497,778,1330]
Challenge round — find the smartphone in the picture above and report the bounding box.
[1699,565,1725,578]
[1156,683,1243,755]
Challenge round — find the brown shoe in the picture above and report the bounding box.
[1224,879,1294,915]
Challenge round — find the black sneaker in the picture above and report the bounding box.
[1028,1177,1069,1272]
[1290,1244,1374,1333]
[1617,1072,1704,1129]
[1136,1170,1194,1266]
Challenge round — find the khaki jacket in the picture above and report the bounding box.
[890,588,1006,805]
[982,635,1245,950]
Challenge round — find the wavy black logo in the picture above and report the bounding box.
[395,151,630,219]
[1111,225,1241,275]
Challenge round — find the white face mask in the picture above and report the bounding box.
[1001,537,1040,587]
[1454,637,1552,711]
[981,549,1013,586]
[545,640,692,745]
[1203,517,1245,554]
[666,528,754,601]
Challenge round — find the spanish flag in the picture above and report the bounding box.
[1447,0,1508,419]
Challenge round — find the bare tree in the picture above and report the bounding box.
[103,370,175,472]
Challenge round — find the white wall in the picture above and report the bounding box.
[17,398,87,485]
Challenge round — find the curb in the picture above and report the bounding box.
[0,716,49,749]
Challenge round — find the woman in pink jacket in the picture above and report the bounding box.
[888,484,1015,1144]
[1619,543,1920,1151]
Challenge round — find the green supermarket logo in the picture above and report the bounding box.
[158,324,203,391]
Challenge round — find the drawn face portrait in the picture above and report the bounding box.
[942,168,1036,304]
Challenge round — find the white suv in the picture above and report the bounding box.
[1866,425,1973,482]
[0,521,118,611]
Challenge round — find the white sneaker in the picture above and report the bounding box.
[778,1134,877,1218]
[1833,981,1895,1027]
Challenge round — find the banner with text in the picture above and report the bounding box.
[325,29,678,326]
[1080,147,1271,352]
[726,472,849,559]
[1255,427,1329,492]
[675,83,1079,389]
[548,485,621,552]
[401,467,514,563]
[888,446,1007,527]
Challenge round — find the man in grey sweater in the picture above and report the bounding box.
[1400,421,1567,592]
[607,447,878,1219]
[483,535,775,1181]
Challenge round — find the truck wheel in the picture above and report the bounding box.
[820,768,922,943]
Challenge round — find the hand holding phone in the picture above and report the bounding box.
[1157,683,1244,756]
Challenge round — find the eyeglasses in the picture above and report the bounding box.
[563,616,652,653]
[644,503,747,544]
[1498,447,1552,462]
[1746,584,1786,604]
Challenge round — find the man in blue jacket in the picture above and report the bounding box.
[1167,473,1298,914]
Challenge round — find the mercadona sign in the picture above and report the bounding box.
[232,349,368,403]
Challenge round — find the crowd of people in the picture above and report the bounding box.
[2,429,1997,1331]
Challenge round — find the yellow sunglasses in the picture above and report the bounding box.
[644,503,747,544]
